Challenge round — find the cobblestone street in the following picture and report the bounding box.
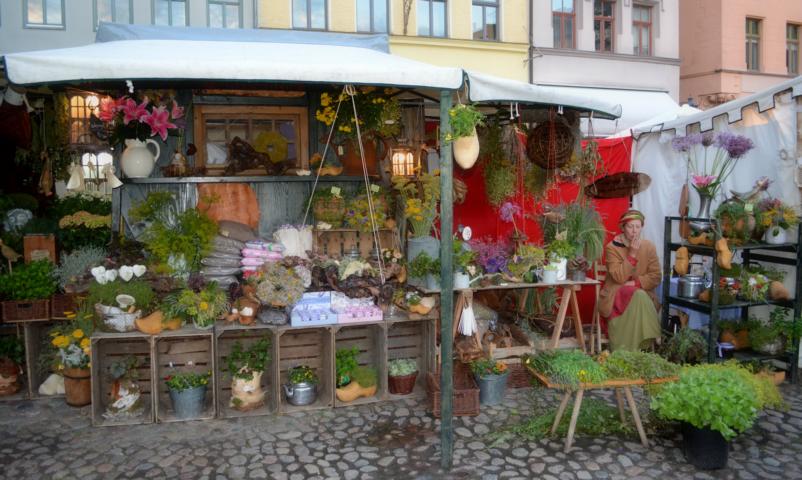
[1,384,801,480]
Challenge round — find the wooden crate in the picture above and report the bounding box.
[275,326,333,414]
[215,324,277,418]
[333,323,385,407]
[427,362,480,418]
[23,320,60,399]
[51,293,80,320]
[386,318,435,400]
[313,228,398,258]
[23,234,56,263]
[485,324,535,359]
[154,327,216,423]
[90,332,154,426]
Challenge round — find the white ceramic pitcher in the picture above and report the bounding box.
[120,138,160,178]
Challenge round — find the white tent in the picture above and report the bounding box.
[609,103,701,138]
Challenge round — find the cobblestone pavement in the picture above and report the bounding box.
[1,384,801,480]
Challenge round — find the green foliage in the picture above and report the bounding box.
[336,346,360,387]
[651,364,760,441]
[542,203,606,263]
[508,245,546,279]
[408,252,440,278]
[658,328,707,365]
[51,192,112,219]
[546,239,575,261]
[57,225,110,254]
[453,239,477,271]
[53,246,108,291]
[388,358,418,377]
[162,282,228,328]
[288,365,318,384]
[352,366,378,388]
[0,260,57,301]
[600,351,679,382]
[86,279,155,311]
[164,371,210,392]
[5,193,39,212]
[447,104,485,140]
[469,358,508,377]
[108,356,138,381]
[0,335,24,365]
[528,350,607,386]
[480,122,517,206]
[226,337,271,380]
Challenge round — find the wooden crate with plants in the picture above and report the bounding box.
[333,323,385,407]
[313,228,397,259]
[90,332,154,426]
[154,328,216,423]
[386,318,435,399]
[275,326,333,414]
[215,325,276,418]
[0,260,56,322]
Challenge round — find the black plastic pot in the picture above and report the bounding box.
[681,423,729,470]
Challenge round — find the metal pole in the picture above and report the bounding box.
[438,89,454,470]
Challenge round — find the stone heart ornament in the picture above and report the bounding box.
[119,266,134,282]
[104,269,118,283]
[91,266,107,284]
[132,265,147,278]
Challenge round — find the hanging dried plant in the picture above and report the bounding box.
[480,121,517,206]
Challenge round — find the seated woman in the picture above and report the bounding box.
[598,209,662,351]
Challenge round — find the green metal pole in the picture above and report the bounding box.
[438,89,454,470]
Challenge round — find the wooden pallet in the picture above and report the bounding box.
[313,228,398,258]
[275,326,334,414]
[333,323,385,407]
[90,331,154,426]
[215,323,277,418]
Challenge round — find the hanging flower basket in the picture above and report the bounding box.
[312,194,346,225]
[526,120,574,169]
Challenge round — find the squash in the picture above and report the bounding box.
[196,183,260,229]
[135,310,164,335]
[715,238,732,270]
[769,281,791,301]
[674,247,689,275]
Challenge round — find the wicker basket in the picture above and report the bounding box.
[2,299,50,322]
[312,196,346,225]
[526,120,575,169]
[51,293,79,319]
[388,372,418,395]
[506,362,534,389]
[426,363,479,417]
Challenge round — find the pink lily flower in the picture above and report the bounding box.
[171,100,184,120]
[97,97,117,122]
[121,98,149,125]
[143,106,177,141]
[691,174,717,188]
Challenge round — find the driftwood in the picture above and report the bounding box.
[585,172,651,199]
[225,136,285,176]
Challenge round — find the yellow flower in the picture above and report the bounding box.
[72,329,84,339]
[83,347,91,355]
[199,301,209,311]
[80,338,90,349]
[52,335,70,349]
[65,312,76,319]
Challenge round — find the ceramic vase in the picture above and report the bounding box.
[453,129,480,169]
[764,228,787,245]
[121,138,160,178]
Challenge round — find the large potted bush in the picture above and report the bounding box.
[388,358,418,395]
[651,363,782,470]
[447,103,485,169]
[162,280,228,330]
[165,371,210,419]
[469,358,509,406]
[226,337,271,412]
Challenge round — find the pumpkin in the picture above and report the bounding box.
[196,183,260,229]
[674,247,689,275]
[135,310,164,335]
[769,281,790,300]
[715,238,732,270]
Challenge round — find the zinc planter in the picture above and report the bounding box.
[681,423,729,470]
[475,371,509,406]
[169,385,207,419]
[283,381,317,406]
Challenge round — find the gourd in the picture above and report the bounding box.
[674,247,689,275]
[769,281,790,301]
[688,233,707,246]
[715,238,732,270]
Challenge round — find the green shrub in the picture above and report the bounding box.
[352,366,377,388]
[53,246,107,291]
[288,365,318,384]
[226,337,271,381]
[0,260,57,301]
[164,371,210,392]
[658,328,707,364]
[86,279,155,311]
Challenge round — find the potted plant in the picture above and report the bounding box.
[52,246,107,318]
[756,198,799,244]
[344,184,391,232]
[717,319,750,350]
[226,337,271,412]
[409,252,440,291]
[87,273,155,332]
[335,346,359,390]
[541,203,606,267]
[310,186,346,226]
[713,201,754,243]
[49,310,94,407]
[336,366,378,402]
[254,263,305,325]
[446,103,485,169]
[0,260,57,321]
[393,173,440,265]
[651,363,781,470]
[658,328,707,365]
[541,263,559,284]
[506,244,546,283]
[469,358,509,406]
[104,356,145,419]
[453,239,478,289]
[283,365,318,406]
[748,308,790,356]
[0,335,24,396]
[162,280,228,330]
[164,371,210,419]
[388,358,419,395]
[546,237,574,282]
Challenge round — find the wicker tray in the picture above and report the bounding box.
[426,362,479,417]
[506,361,534,389]
[2,299,50,322]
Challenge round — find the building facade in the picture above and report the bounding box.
[680,0,802,109]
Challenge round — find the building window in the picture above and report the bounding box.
[154,0,188,26]
[417,0,447,37]
[94,0,132,29]
[632,4,651,56]
[472,0,497,41]
[292,0,327,30]
[594,0,615,52]
[356,0,388,33]
[24,0,65,28]
[746,18,760,71]
[552,0,575,48]
[788,24,799,75]
[208,0,241,28]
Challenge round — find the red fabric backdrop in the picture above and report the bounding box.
[451,135,634,323]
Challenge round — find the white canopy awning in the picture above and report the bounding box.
[609,104,701,138]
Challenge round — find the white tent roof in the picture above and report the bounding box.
[632,75,802,135]
[609,103,701,138]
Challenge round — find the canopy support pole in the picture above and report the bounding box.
[438,89,455,470]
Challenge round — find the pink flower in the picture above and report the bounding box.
[142,106,177,141]
[97,97,117,122]
[121,98,149,125]
[171,101,184,120]
[691,175,717,188]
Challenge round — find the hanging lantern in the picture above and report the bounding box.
[391,141,417,177]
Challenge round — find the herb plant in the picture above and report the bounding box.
[351,366,377,388]
[446,104,485,140]
[164,371,210,392]
[288,365,318,385]
[53,246,108,292]
[336,346,360,387]
[528,350,606,386]
[658,328,707,365]
[388,358,418,377]
[226,337,271,381]
[599,350,679,382]
[0,335,24,365]
[0,260,57,301]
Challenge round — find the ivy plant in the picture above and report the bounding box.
[226,337,271,381]
[336,347,359,387]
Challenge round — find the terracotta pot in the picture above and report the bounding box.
[163,317,183,330]
[63,367,91,407]
[338,138,385,177]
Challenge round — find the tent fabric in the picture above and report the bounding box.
[633,74,802,135]
[465,71,622,119]
[609,104,702,138]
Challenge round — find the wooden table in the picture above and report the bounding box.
[425,279,600,354]
[528,368,677,452]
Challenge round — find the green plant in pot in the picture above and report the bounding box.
[446,103,485,169]
[388,358,419,395]
[658,328,707,365]
[470,358,509,406]
[507,244,546,283]
[284,365,318,406]
[335,346,359,388]
[408,252,440,290]
[542,202,606,266]
[162,281,228,330]
[164,371,210,420]
[393,173,440,276]
[453,239,478,289]
[545,237,574,282]
[0,335,24,396]
[226,337,271,412]
[713,201,753,244]
[311,186,346,226]
[651,363,780,470]
[0,258,57,302]
[87,277,155,333]
[336,365,378,403]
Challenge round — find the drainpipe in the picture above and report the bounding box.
[528,0,534,84]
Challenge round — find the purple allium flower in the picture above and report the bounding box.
[701,132,716,147]
[671,134,703,152]
[715,132,754,159]
[499,202,521,223]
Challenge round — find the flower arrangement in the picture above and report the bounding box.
[507,244,546,280]
[469,358,508,378]
[392,173,440,238]
[471,238,512,274]
[453,239,478,274]
[288,365,318,384]
[254,263,304,308]
[311,187,346,226]
[164,371,210,392]
[381,248,405,266]
[162,281,228,329]
[756,198,799,235]
[315,87,400,139]
[446,104,485,141]
[739,271,771,303]
[98,91,185,145]
[344,184,389,232]
[671,131,755,199]
[388,358,418,377]
[49,310,94,371]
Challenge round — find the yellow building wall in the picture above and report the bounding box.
[259,1,290,29]
[330,0,357,32]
